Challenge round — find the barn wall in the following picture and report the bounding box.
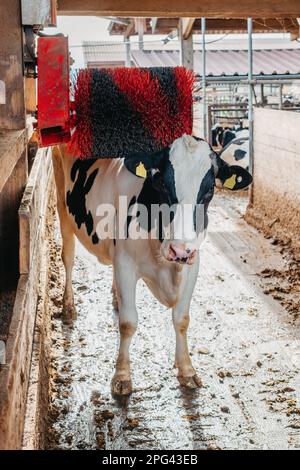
[246,107,300,259]
[0,149,54,450]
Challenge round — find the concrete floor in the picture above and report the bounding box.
[46,192,300,450]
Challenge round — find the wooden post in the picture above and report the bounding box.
[134,18,146,50]
[0,1,27,287]
[179,18,193,70]
[0,0,26,130]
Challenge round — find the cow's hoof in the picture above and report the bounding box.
[62,304,77,324]
[111,378,132,396]
[178,374,203,389]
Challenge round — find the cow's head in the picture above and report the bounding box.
[125,134,252,265]
[211,124,224,147]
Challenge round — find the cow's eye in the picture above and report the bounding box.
[150,168,160,177]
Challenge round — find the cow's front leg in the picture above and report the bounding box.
[172,258,202,389]
[111,255,138,396]
[173,310,202,389]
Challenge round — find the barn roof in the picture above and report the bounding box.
[83,41,126,67]
[130,48,300,76]
[82,40,300,77]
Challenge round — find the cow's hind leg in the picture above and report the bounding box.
[111,254,138,396]
[52,147,77,323]
[172,258,202,389]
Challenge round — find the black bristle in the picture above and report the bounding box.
[90,69,157,158]
[149,68,178,117]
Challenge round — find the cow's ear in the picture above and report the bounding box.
[215,156,252,190]
[124,148,169,179]
[124,156,149,178]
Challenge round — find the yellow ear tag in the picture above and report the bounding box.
[136,162,147,178]
[223,174,237,189]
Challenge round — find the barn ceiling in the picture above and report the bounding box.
[57,0,300,18]
[109,18,300,38]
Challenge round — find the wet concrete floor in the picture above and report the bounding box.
[46,193,300,450]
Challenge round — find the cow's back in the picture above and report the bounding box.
[53,145,144,265]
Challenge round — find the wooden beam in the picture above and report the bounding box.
[156,18,178,31]
[0,0,26,129]
[147,17,300,35]
[291,16,300,37]
[181,18,195,39]
[195,18,300,34]
[57,0,300,18]
[123,20,135,38]
[290,29,300,40]
[111,17,300,36]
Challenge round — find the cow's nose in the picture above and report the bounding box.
[168,243,196,263]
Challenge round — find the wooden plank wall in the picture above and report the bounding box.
[0,148,53,450]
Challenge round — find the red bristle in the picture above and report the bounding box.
[110,67,194,149]
[110,68,170,147]
[174,67,194,137]
[69,69,93,158]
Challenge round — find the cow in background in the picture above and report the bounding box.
[211,123,248,148]
[219,133,250,172]
[211,124,250,172]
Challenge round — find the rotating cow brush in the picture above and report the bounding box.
[71,67,194,159]
[36,36,195,159]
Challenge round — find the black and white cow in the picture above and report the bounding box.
[219,133,250,171]
[211,124,250,171]
[211,123,226,147]
[211,123,248,148]
[52,134,252,395]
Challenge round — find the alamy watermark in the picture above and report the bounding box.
[94,197,206,244]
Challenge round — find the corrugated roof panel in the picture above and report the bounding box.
[131,49,300,76]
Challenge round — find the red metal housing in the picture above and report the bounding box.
[37,35,71,147]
